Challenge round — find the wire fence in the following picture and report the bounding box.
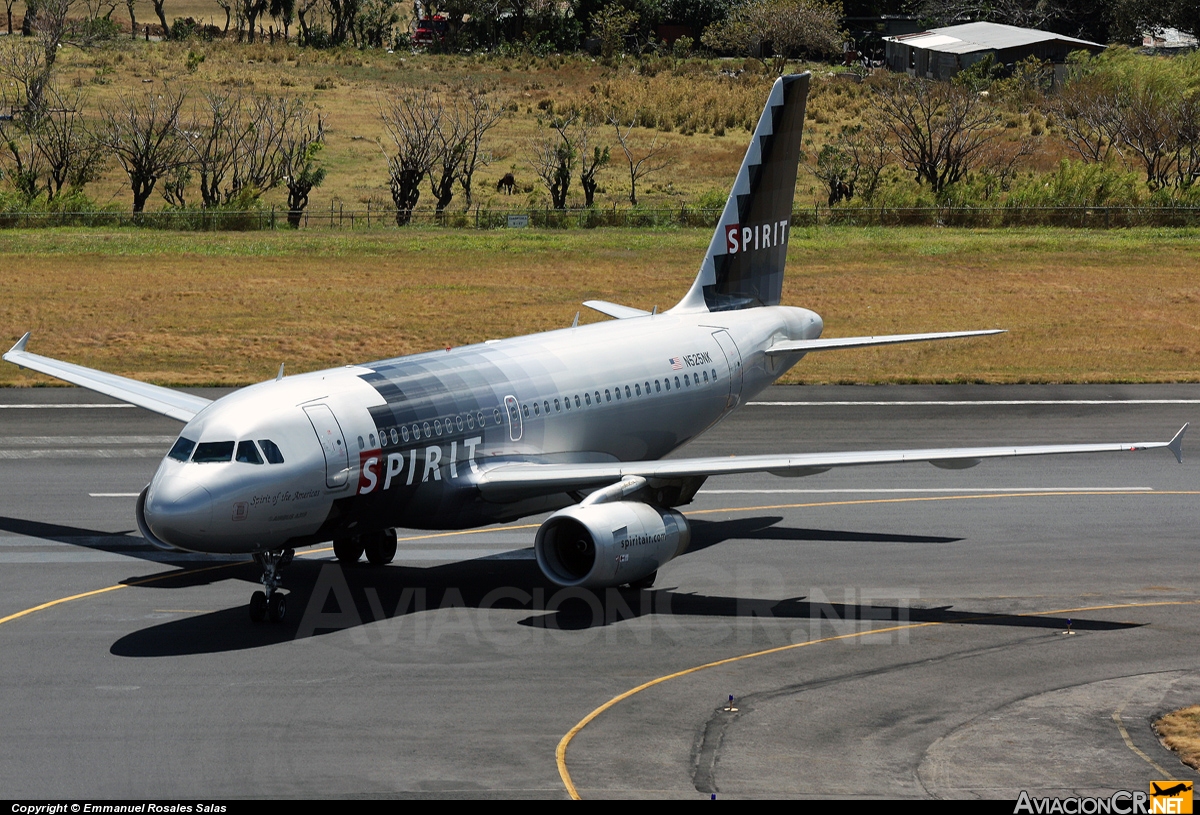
[3,204,1200,230]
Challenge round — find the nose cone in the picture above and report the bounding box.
[143,477,214,551]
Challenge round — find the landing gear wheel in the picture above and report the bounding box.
[628,570,657,590]
[249,548,293,624]
[364,528,398,566]
[333,535,364,564]
[268,592,287,623]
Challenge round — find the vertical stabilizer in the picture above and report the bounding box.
[673,73,810,313]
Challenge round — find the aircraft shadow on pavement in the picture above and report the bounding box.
[684,516,961,554]
[109,543,1138,659]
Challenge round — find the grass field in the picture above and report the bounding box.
[1,225,1197,387]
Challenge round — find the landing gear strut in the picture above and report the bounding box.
[249,548,294,623]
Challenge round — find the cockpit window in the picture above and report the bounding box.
[193,441,235,463]
[257,439,285,464]
[168,437,196,462]
[236,440,264,464]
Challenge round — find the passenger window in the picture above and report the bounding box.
[370,433,377,447]
[684,374,690,386]
[467,413,475,429]
[655,380,661,393]
[401,426,410,443]
[258,439,285,464]
[544,400,550,414]
[605,389,611,402]
[237,440,264,464]
[456,415,464,432]
[664,378,670,391]
[523,404,530,418]
[675,376,681,389]
[423,421,432,437]
[533,403,540,416]
[614,387,620,401]
[357,435,364,450]
[554,398,561,411]
[594,391,601,404]
[435,419,443,436]
[575,395,581,408]
[492,408,501,424]
[625,385,631,398]
[585,393,591,406]
[168,436,196,462]
[193,441,235,463]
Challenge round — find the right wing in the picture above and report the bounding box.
[766,329,1006,355]
[4,333,212,422]
[475,425,1188,501]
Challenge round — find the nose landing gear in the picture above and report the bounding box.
[249,548,294,623]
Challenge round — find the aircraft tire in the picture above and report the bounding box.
[333,535,364,564]
[249,591,267,622]
[365,529,398,566]
[268,593,287,623]
[628,570,657,590]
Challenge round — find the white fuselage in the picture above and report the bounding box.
[141,305,823,554]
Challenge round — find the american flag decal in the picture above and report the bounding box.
[669,357,683,370]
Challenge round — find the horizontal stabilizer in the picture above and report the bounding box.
[474,425,1186,500]
[4,333,211,422]
[766,329,1006,355]
[583,300,652,320]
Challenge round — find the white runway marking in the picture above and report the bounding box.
[698,487,1155,494]
[0,404,134,409]
[750,400,1200,406]
[89,493,141,498]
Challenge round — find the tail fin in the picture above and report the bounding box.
[673,73,810,313]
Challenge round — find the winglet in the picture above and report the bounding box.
[1168,422,1187,464]
[9,331,30,354]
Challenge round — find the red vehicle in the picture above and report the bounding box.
[412,14,448,46]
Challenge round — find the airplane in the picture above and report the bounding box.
[4,72,1187,624]
[1152,782,1193,797]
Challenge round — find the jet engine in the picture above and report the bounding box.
[534,501,690,588]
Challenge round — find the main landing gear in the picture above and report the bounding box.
[249,548,294,623]
[333,529,397,566]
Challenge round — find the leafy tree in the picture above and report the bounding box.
[591,2,640,58]
[701,0,842,75]
[529,112,578,209]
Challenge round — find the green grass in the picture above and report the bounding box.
[2,225,1199,387]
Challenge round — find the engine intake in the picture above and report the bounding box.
[535,501,690,588]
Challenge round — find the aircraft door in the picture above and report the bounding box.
[504,395,523,442]
[303,404,350,488]
[711,330,743,410]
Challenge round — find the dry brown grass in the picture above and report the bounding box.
[1154,705,1200,771]
[2,226,1200,387]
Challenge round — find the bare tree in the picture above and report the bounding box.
[529,111,578,209]
[379,89,442,225]
[429,106,466,215]
[578,114,609,208]
[35,86,105,201]
[279,109,325,228]
[609,114,672,206]
[102,87,189,213]
[869,73,1002,194]
[809,121,888,207]
[1046,74,1123,165]
[457,87,504,211]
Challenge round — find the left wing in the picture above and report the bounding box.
[4,333,212,422]
[475,425,1187,501]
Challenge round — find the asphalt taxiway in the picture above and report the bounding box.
[1,384,1198,799]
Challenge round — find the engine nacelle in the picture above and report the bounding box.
[534,501,691,588]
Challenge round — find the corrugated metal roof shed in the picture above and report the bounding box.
[884,22,1103,55]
